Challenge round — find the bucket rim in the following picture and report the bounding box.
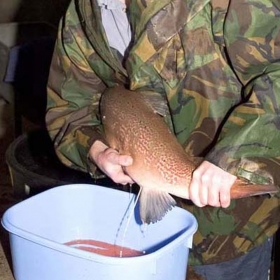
[1,184,198,265]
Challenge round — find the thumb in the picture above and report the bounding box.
[105,149,133,166]
[118,154,133,166]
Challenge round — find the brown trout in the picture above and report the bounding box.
[100,86,279,224]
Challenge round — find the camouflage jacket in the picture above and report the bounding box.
[46,0,280,265]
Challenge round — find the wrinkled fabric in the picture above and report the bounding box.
[46,0,280,265]
[193,238,273,280]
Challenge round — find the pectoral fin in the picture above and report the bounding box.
[141,90,169,117]
[139,187,176,224]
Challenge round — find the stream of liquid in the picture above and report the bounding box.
[117,187,144,257]
[65,187,146,258]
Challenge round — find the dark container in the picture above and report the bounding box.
[5,129,122,197]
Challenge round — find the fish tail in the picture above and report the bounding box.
[230,179,279,199]
[139,187,177,224]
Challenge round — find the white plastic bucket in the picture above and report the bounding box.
[2,184,197,280]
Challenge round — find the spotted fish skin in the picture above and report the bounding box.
[100,86,278,224]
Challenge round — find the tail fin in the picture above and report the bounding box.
[231,179,279,199]
[139,187,176,224]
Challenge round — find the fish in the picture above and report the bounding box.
[100,85,279,224]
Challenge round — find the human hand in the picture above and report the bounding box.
[189,160,237,208]
[89,140,134,185]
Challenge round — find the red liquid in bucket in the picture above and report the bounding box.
[65,239,145,257]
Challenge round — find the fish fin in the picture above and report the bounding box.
[139,187,177,224]
[141,91,169,117]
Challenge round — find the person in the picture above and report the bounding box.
[46,0,280,279]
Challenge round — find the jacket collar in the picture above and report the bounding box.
[77,0,210,82]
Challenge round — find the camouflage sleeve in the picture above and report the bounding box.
[46,1,106,174]
[205,1,280,186]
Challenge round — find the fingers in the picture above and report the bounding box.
[98,148,134,185]
[189,161,236,208]
[109,169,134,185]
[190,169,207,207]
[219,190,231,208]
[106,150,133,166]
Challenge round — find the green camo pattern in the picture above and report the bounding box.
[46,0,280,265]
